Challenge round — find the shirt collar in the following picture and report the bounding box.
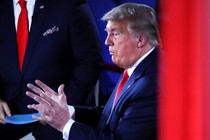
[127,47,155,76]
[14,0,19,6]
[13,0,36,6]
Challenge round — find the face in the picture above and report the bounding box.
[105,20,140,69]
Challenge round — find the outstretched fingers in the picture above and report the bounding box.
[27,83,44,96]
[35,80,57,97]
[39,93,58,107]
[26,91,51,107]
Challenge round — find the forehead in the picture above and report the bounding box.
[105,20,128,32]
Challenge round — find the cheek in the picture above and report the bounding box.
[118,48,127,57]
[113,37,133,57]
[113,47,124,59]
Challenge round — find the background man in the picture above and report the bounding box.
[0,0,102,139]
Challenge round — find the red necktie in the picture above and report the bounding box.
[112,70,129,107]
[17,0,28,71]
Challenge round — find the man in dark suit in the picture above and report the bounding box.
[0,0,102,139]
[26,3,160,140]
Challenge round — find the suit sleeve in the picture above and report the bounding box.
[69,78,157,140]
[64,0,103,105]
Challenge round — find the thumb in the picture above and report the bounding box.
[58,84,68,107]
[58,84,65,95]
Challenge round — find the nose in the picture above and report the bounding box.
[105,35,113,46]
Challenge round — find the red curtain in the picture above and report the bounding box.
[158,0,210,140]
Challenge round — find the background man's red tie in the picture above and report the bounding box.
[112,70,129,108]
[17,0,28,71]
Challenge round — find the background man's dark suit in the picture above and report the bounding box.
[71,48,158,140]
[0,0,102,139]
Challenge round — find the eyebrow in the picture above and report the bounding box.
[105,27,119,32]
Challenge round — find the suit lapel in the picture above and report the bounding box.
[115,48,157,107]
[22,0,48,73]
[103,48,158,126]
[1,0,22,75]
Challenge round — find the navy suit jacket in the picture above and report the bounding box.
[0,0,102,113]
[71,48,158,140]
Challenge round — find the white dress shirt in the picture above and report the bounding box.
[13,0,36,31]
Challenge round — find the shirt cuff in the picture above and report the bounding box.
[68,105,75,120]
[62,105,75,140]
[62,119,75,140]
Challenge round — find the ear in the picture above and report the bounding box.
[137,33,147,48]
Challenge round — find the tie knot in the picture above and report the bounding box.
[19,0,27,8]
[122,70,129,80]
[120,70,129,84]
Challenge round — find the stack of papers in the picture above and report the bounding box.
[4,113,40,125]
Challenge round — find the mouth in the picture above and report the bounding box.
[109,48,114,55]
[109,51,114,55]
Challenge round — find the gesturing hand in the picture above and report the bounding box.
[26,80,70,132]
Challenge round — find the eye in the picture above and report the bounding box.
[113,32,120,36]
[113,31,119,35]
